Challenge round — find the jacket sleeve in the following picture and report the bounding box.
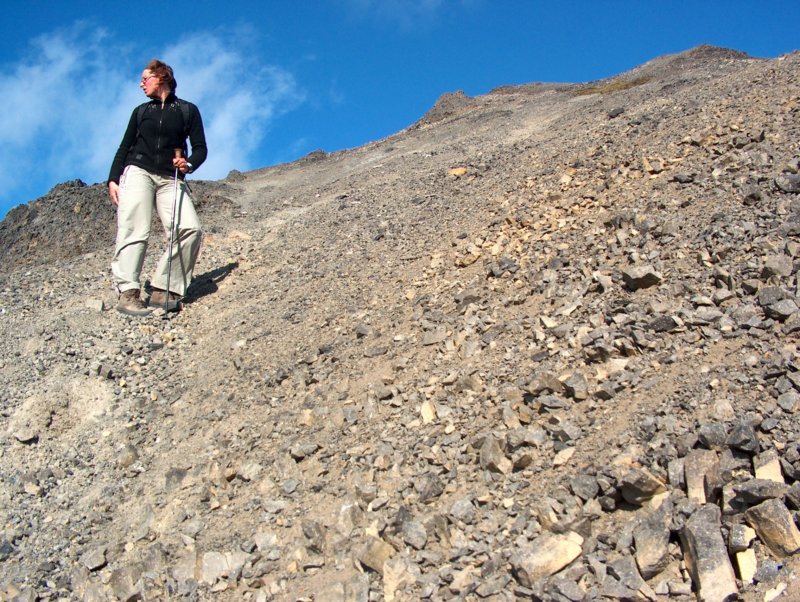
[185,103,208,172]
[107,108,140,185]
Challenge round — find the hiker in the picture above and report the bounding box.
[107,59,207,316]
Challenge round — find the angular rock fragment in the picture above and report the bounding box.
[562,372,589,400]
[744,499,800,557]
[765,298,799,321]
[619,466,667,505]
[729,524,757,553]
[787,482,800,510]
[621,265,662,291]
[302,519,326,553]
[608,554,656,600]
[754,449,784,483]
[680,504,738,602]
[356,536,395,574]
[200,550,249,585]
[725,422,759,453]
[633,497,672,579]
[777,390,800,412]
[684,449,721,504]
[401,520,427,550]
[775,174,800,193]
[510,531,584,586]
[80,547,107,571]
[421,328,448,346]
[109,564,145,602]
[479,433,512,474]
[732,478,788,505]
[736,547,758,584]
[12,428,39,444]
[449,497,477,524]
[383,556,420,602]
[698,422,728,450]
[569,474,599,501]
[762,255,794,279]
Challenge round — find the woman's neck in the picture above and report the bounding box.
[150,86,172,104]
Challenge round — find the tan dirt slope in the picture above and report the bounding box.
[1,45,800,601]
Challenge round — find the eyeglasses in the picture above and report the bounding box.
[140,74,158,84]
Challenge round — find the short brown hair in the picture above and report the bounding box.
[145,59,177,91]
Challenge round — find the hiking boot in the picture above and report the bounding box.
[117,289,153,316]
[149,288,181,312]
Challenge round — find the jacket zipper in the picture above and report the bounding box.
[156,101,166,169]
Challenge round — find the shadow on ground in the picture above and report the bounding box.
[185,261,238,303]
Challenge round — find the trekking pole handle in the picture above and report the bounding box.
[173,148,183,178]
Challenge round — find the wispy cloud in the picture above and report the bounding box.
[342,0,445,30]
[161,33,305,179]
[0,22,304,213]
[340,0,480,30]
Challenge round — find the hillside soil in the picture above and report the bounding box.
[1,46,800,601]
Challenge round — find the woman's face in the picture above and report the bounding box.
[140,70,161,97]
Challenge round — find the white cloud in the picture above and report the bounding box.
[340,0,470,30]
[0,23,304,213]
[162,34,304,179]
[0,24,120,204]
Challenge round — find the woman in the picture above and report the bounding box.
[108,59,207,316]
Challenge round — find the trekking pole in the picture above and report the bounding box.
[164,148,182,316]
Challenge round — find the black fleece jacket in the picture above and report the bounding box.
[108,93,207,185]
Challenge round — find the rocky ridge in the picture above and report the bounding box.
[1,45,800,601]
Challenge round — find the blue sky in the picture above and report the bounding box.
[0,1,796,219]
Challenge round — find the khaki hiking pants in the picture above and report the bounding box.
[112,165,202,296]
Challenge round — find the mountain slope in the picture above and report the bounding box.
[1,45,800,601]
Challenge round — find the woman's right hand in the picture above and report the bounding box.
[109,182,120,206]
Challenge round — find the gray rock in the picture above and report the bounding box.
[679,504,738,602]
[619,466,667,505]
[569,474,600,501]
[421,328,448,346]
[728,523,757,553]
[290,441,321,460]
[364,345,389,357]
[775,174,800,193]
[415,474,444,503]
[449,497,477,524]
[608,554,652,597]
[302,519,326,553]
[732,478,788,505]
[698,422,728,450]
[12,428,38,444]
[725,423,760,453]
[551,421,582,443]
[621,265,662,291]
[765,298,799,321]
[633,497,672,579]
[649,314,679,332]
[80,547,107,572]
[562,372,589,400]
[762,254,794,279]
[401,520,428,550]
[777,389,800,412]
[479,433,512,474]
[786,482,800,510]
